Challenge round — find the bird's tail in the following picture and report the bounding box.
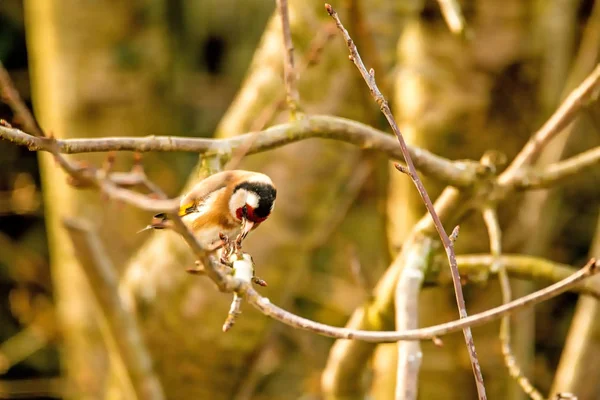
[137,213,170,234]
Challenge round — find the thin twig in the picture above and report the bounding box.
[63,218,165,400]
[453,254,600,299]
[245,258,598,341]
[499,64,600,186]
[482,208,544,400]
[325,4,487,397]
[276,0,300,118]
[3,84,599,346]
[517,146,600,189]
[0,61,44,137]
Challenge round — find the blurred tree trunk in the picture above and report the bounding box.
[24,0,176,397]
[379,0,543,398]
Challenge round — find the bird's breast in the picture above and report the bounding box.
[182,212,241,248]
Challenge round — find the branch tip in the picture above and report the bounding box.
[324,3,334,16]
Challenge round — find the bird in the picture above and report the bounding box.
[140,170,276,251]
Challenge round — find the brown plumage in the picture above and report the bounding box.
[142,170,277,250]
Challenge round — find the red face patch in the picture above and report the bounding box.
[237,205,268,223]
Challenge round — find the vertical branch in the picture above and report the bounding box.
[394,244,429,400]
[482,208,543,400]
[325,5,487,398]
[276,0,300,118]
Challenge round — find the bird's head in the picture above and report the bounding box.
[229,174,276,237]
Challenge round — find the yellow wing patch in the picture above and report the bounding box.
[179,202,196,217]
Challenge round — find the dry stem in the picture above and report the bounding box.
[325,4,486,396]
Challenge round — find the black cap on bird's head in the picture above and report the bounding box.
[230,180,277,224]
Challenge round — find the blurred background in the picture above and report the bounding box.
[0,0,599,399]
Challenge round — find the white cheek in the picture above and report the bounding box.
[229,189,247,220]
[246,192,260,209]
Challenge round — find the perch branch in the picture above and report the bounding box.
[325,4,486,397]
[64,218,165,400]
[482,208,543,400]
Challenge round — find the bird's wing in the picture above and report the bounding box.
[178,171,234,216]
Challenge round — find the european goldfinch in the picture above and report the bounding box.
[144,170,276,250]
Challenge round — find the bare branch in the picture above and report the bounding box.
[453,254,600,299]
[63,218,165,400]
[245,258,598,341]
[0,116,477,187]
[516,146,600,189]
[499,64,600,186]
[0,61,44,137]
[325,4,486,396]
[276,0,300,117]
[395,245,428,400]
[482,208,543,400]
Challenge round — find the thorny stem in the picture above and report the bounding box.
[325,4,487,397]
[276,0,300,118]
[482,208,544,400]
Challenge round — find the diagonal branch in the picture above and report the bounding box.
[499,64,600,186]
[64,218,165,400]
[325,4,486,397]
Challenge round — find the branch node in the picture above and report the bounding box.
[394,162,414,178]
[449,225,460,244]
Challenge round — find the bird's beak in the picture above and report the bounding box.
[240,218,254,240]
